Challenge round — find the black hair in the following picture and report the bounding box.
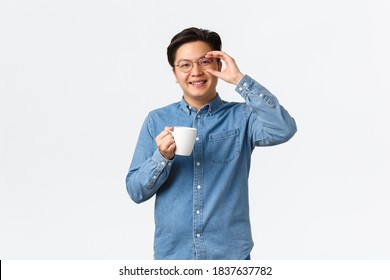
[167,27,222,67]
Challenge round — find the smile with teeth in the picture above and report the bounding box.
[190,80,206,85]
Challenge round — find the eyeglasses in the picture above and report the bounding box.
[175,57,215,73]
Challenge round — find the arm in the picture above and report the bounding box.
[236,75,297,146]
[206,51,297,146]
[125,115,175,203]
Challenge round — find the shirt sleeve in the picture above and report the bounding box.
[125,114,174,203]
[236,75,297,147]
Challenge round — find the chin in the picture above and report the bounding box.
[189,89,210,97]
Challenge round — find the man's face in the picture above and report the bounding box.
[173,41,221,108]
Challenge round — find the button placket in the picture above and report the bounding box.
[192,111,206,259]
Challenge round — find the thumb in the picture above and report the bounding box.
[206,69,223,78]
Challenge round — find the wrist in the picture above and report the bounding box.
[233,73,244,85]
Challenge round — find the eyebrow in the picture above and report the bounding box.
[177,55,207,63]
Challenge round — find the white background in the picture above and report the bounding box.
[1,0,389,259]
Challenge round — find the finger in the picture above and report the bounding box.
[167,142,176,152]
[206,51,232,61]
[205,68,223,78]
[162,142,176,160]
[159,135,175,151]
[156,127,173,141]
[156,130,168,141]
[162,126,174,137]
[206,50,227,57]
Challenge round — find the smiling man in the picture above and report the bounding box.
[126,27,297,260]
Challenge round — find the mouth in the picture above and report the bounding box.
[189,80,207,87]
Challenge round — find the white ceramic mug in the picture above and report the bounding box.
[169,126,197,156]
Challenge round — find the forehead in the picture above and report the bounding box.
[175,41,212,62]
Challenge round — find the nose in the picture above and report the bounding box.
[191,62,203,76]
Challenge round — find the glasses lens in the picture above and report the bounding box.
[177,58,214,73]
[199,58,213,68]
[178,60,192,72]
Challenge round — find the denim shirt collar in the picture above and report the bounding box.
[180,93,223,115]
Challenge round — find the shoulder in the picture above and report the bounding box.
[148,101,181,118]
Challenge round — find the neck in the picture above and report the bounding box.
[184,93,217,111]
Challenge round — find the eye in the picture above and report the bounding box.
[199,58,212,66]
[179,61,192,69]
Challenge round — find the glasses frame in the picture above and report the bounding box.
[175,57,216,73]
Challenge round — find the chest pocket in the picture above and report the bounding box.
[209,128,240,163]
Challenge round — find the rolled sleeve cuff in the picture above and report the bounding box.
[235,75,255,97]
[235,74,278,109]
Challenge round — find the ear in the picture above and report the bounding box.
[172,68,178,83]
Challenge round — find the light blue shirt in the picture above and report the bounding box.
[126,75,297,259]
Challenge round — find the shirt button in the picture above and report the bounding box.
[196,210,200,215]
[196,162,200,166]
[197,185,201,189]
[161,162,165,166]
[195,137,199,141]
[243,82,248,87]
[196,233,201,238]
[239,87,242,91]
[259,93,264,97]
[197,115,200,119]
[153,175,157,179]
